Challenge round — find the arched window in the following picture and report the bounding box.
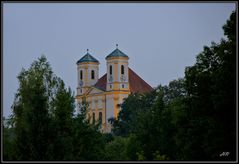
[80,70,83,80]
[93,113,95,124]
[99,112,102,125]
[121,65,124,74]
[110,65,112,75]
[91,70,95,79]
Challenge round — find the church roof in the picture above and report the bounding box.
[94,74,107,91]
[105,48,129,59]
[94,68,153,93]
[76,52,99,64]
[128,68,154,93]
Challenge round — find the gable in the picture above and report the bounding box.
[87,86,104,95]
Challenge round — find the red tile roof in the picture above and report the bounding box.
[128,68,154,93]
[94,67,153,93]
[94,73,107,91]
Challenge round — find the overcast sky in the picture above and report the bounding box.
[3,3,235,118]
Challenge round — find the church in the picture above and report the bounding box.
[76,45,153,133]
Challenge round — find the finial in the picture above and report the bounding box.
[87,49,89,53]
[116,44,118,49]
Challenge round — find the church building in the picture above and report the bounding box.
[76,45,153,133]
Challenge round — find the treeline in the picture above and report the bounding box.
[110,11,236,161]
[3,56,105,160]
[3,11,236,161]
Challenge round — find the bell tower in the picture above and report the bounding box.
[106,44,129,91]
[76,49,99,95]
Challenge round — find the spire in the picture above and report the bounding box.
[76,49,99,64]
[105,44,129,60]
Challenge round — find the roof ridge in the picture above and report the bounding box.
[128,67,153,90]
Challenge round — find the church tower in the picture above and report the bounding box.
[76,49,99,96]
[106,44,129,91]
[104,45,130,130]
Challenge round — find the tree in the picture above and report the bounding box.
[112,93,146,136]
[46,80,75,160]
[112,86,177,160]
[72,98,106,160]
[3,117,15,160]
[104,136,129,160]
[5,55,107,161]
[7,56,77,160]
[10,55,56,160]
[111,10,236,160]
[182,10,236,160]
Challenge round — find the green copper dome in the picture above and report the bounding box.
[76,52,99,64]
[105,46,129,59]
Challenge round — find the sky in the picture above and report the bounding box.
[3,2,236,118]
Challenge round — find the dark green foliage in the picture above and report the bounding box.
[183,10,236,160]
[111,10,236,161]
[112,93,145,136]
[125,134,142,160]
[3,55,105,161]
[10,56,53,160]
[47,80,75,160]
[72,99,106,160]
[3,117,15,160]
[223,11,236,42]
[104,136,129,160]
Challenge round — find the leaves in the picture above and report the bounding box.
[110,10,236,161]
[4,55,105,161]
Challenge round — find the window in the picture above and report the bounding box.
[121,65,124,74]
[110,85,112,89]
[93,113,95,124]
[80,70,83,80]
[122,84,124,88]
[110,65,112,75]
[91,70,95,79]
[99,112,102,125]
